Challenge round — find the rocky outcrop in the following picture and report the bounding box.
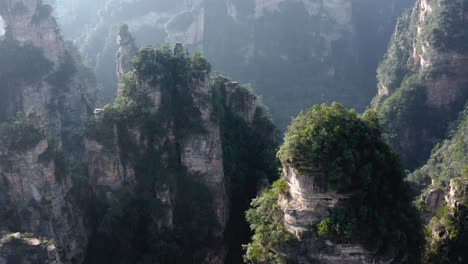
[278,167,387,264]
[179,76,228,231]
[423,177,468,263]
[244,104,422,264]
[81,43,276,263]
[0,233,61,264]
[84,138,135,192]
[279,166,344,236]
[116,24,137,83]
[422,188,445,222]
[446,178,468,209]
[374,0,468,168]
[0,0,64,64]
[0,1,97,262]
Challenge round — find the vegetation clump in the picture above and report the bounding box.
[85,46,277,263]
[423,200,468,264]
[248,103,423,262]
[0,113,43,152]
[279,103,386,192]
[243,179,292,264]
[84,46,216,263]
[376,10,417,92]
[375,0,468,169]
[409,104,468,191]
[419,0,468,52]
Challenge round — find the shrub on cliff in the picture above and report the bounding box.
[278,103,384,192]
[0,112,43,152]
[250,103,423,262]
[243,179,292,264]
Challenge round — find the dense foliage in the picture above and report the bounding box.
[0,113,43,152]
[84,46,216,263]
[422,179,468,264]
[279,103,382,192]
[377,74,452,168]
[85,46,278,263]
[376,10,417,92]
[270,103,422,261]
[406,105,468,263]
[420,0,468,52]
[409,104,468,191]
[243,179,293,264]
[376,0,468,169]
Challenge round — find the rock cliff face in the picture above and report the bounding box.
[423,178,468,263]
[374,0,468,168]
[116,24,138,83]
[278,167,380,264]
[0,2,277,259]
[408,106,468,263]
[0,232,61,264]
[53,0,411,129]
[245,104,422,264]
[81,40,277,263]
[0,0,97,262]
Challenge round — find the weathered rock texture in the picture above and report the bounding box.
[424,177,468,263]
[278,167,389,264]
[375,0,468,168]
[408,104,467,263]
[81,42,276,263]
[0,0,97,262]
[0,232,61,264]
[116,25,137,83]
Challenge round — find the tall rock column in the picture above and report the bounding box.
[0,0,96,262]
[116,24,138,83]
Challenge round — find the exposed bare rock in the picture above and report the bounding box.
[278,166,391,264]
[223,81,258,125]
[446,178,468,209]
[424,177,468,263]
[84,138,135,192]
[279,166,346,236]
[374,0,468,168]
[81,43,276,263]
[0,0,64,64]
[0,1,97,262]
[116,24,137,83]
[411,0,468,108]
[425,188,445,215]
[0,139,87,262]
[0,232,61,264]
[180,74,228,232]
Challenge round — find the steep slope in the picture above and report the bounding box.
[244,104,422,264]
[1,2,277,260]
[407,105,468,263]
[0,0,97,262]
[421,177,467,264]
[374,0,468,168]
[54,0,412,129]
[409,104,467,192]
[82,43,277,263]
